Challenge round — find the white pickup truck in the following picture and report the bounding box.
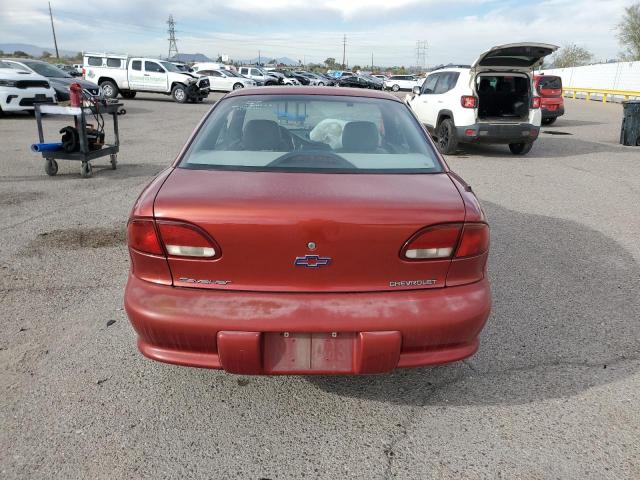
[82,53,210,103]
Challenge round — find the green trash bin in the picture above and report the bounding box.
[620,100,640,146]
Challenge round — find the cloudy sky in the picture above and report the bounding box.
[0,0,634,65]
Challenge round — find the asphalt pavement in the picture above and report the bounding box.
[1,92,638,479]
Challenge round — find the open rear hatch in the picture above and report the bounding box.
[152,168,467,293]
[472,42,558,73]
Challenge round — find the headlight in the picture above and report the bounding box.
[0,80,18,87]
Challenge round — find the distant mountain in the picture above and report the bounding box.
[0,43,77,57]
[240,56,300,66]
[169,53,211,63]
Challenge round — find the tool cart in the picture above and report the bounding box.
[33,102,123,178]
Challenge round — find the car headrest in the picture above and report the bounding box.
[243,119,283,150]
[341,121,379,153]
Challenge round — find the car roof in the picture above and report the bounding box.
[224,86,402,102]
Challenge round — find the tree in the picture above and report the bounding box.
[13,50,30,58]
[617,2,640,61]
[550,44,594,68]
[324,57,337,69]
[41,51,52,59]
[351,65,361,72]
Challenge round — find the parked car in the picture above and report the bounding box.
[55,64,82,77]
[384,75,422,92]
[534,74,565,125]
[331,71,355,79]
[269,69,302,85]
[192,62,233,73]
[124,86,491,375]
[338,75,382,90]
[196,69,256,91]
[406,42,558,155]
[237,67,279,86]
[295,71,324,85]
[0,62,57,114]
[372,74,387,81]
[2,58,100,101]
[82,53,209,103]
[170,62,194,73]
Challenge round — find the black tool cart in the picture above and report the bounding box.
[33,102,123,178]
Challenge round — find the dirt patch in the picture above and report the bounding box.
[24,227,126,255]
[0,191,41,206]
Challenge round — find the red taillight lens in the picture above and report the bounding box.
[403,224,462,260]
[461,96,477,108]
[157,222,218,258]
[532,96,541,109]
[127,219,163,255]
[455,223,489,258]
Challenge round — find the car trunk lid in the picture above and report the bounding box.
[472,42,558,73]
[153,168,466,293]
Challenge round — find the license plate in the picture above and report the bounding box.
[263,332,355,373]
[547,105,557,111]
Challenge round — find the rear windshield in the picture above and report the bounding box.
[180,95,442,173]
[538,76,562,89]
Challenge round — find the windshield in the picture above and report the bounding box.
[160,62,183,73]
[181,95,442,173]
[23,61,70,78]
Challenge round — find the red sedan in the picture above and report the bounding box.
[125,87,491,375]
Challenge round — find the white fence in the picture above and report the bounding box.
[541,61,640,102]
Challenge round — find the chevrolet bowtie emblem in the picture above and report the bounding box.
[294,255,332,268]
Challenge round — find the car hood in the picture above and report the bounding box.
[49,77,99,90]
[0,69,48,82]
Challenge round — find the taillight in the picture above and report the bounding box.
[403,224,462,260]
[532,96,541,109]
[461,96,477,108]
[455,223,489,258]
[157,222,218,258]
[402,223,489,261]
[127,219,163,255]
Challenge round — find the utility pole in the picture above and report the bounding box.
[258,50,261,65]
[371,52,374,71]
[48,2,60,59]
[167,15,178,60]
[342,34,347,69]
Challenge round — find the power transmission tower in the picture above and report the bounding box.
[342,34,347,69]
[167,15,178,60]
[415,40,428,69]
[48,2,59,59]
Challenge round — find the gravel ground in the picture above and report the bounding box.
[1,92,639,479]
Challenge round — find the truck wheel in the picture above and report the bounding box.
[172,85,187,103]
[509,142,533,155]
[121,91,137,99]
[392,84,400,92]
[435,118,458,155]
[100,80,118,99]
[541,117,556,125]
[233,83,244,90]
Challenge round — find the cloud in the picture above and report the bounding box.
[0,0,633,65]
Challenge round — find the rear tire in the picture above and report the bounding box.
[509,142,533,155]
[171,84,187,103]
[541,117,556,125]
[435,118,458,155]
[233,83,244,90]
[392,84,400,92]
[100,80,118,99]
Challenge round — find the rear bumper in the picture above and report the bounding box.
[542,105,565,118]
[124,274,491,375]
[456,122,539,144]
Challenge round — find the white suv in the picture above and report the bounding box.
[384,75,422,92]
[406,43,557,155]
[0,63,56,114]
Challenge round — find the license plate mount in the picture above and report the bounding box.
[263,332,355,373]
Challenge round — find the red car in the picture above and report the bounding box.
[534,74,565,125]
[124,87,491,375]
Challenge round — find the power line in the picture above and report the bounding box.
[48,2,59,59]
[167,15,178,59]
[415,40,428,68]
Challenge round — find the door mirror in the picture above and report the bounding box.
[412,85,421,95]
